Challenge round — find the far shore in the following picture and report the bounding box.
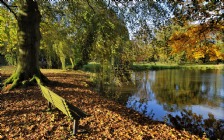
[131,62,224,71]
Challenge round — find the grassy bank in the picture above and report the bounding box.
[81,62,224,72]
[131,62,224,71]
[131,62,180,71]
[83,62,101,72]
[179,64,224,70]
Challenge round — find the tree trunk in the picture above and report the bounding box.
[60,56,66,70]
[70,58,75,69]
[3,0,48,91]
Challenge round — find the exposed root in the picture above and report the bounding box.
[2,72,49,92]
[3,73,20,91]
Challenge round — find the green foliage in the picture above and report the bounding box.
[40,5,75,69]
[83,62,101,72]
[131,63,180,71]
[4,53,16,65]
[38,0,133,71]
[0,7,18,65]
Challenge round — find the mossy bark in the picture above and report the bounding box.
[3,1,48,91]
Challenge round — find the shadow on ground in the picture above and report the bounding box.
[0,70,201,139]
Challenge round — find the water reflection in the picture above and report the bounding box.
[126,69,224,121]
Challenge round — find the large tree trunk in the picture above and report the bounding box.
[3,0,48,91]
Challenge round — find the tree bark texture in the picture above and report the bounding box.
[17,0,41,77]
[3,0,47,90]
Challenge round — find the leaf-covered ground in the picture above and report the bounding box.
[0,69,205,139]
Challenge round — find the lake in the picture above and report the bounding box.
[118,69,224,121]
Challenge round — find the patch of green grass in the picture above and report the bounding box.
[131,62,180,71]
[83,62,101,72]
[179,64,224,70]
[131,62,224,71]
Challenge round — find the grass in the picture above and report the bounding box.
[82,62,224,72]
[131,62,224,71]
[83,62,101,72]
[179,64,224,70]
[131,62,180,71]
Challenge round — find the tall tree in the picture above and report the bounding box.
[1,0,48,90]
[1,0,222,90]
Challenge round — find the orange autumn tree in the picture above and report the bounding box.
[169,23,224,63]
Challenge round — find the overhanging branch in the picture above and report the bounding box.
[0,0,18,19]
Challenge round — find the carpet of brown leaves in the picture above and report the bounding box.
[0,70,204,139]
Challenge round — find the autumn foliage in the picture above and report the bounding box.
[169,23,224,63]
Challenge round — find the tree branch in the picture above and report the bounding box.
[85,0,95,13]
[0,0,17,19]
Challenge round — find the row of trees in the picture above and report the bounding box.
[133,23,224,64]
[0,0,223,90]
[0,0,133,90]
[0,1,132,69]
[126,0,224,64]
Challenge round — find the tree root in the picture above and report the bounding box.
[2,72,49,92]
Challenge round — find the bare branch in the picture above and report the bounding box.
[0,0,17,19]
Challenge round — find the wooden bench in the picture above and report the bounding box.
[38,84,90,135]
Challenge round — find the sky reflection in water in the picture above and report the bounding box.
[126,69,224,121]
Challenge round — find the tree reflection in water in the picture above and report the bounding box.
[127,69,224,119]
[126,69,224,139]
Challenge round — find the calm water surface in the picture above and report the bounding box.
[123,69,224,121]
